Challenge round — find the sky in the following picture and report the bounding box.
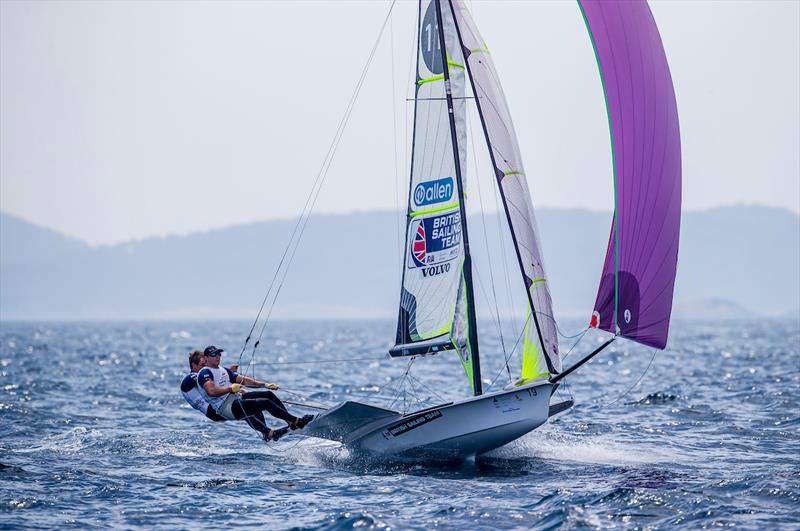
[1,0,798,245]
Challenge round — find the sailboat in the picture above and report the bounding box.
[303,0,681,459]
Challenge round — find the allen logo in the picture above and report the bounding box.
[413,177,453,207]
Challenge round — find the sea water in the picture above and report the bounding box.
[0,318,798,529]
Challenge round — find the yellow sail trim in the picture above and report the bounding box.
[520,277,550,381]
[470,40,491,55]
[410,203,459,217]
[416,56,462,88]
[417,75,444,85]
[451,266,475,393]
[521,311,543,381]
[445,51,464,70]
[417,324,451,341]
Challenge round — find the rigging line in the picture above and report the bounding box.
[281,400,328,411]
[263,435,308,453]
[404,372,425,409]
[250,42,381,359]
[243,2,399,377]
[380,365,405,405]
[559,327,589,362]
[533,310,591,340]
[385,357,413,405]
[260,356,388,366]
[236,7,392,367]
[471,266,505,341]
[486,317,588,390]
[468,104,510,380]
[604,348,658,407]
[489,144,517,349]
[488,313,528,389]
[238,1,396,367]
[405,371,447,404]
[245,0,398,373]
[389,9,402,274]
[400,1,415,247]
[387,380,405,412]
[556,324,591,340]
[387,358,414,411]
[277,388,333,409]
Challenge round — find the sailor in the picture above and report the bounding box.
[197,345,313,442]
[180,349,226,422]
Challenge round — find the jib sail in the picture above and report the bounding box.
[451,0,561,377]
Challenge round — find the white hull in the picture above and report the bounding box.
[305,380,565,460]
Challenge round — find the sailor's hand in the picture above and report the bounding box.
[230,383,242,394]
[229,364,240,373]
[264,383,280,391]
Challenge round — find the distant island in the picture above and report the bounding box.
[1,205,798,321]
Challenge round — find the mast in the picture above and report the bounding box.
[447,0,557,375]
[434,0,482,395]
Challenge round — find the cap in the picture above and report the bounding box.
[204,345,224,357]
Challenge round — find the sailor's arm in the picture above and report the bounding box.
[202,380,237,397]
[235,374,279,390]
[236,374,261,386]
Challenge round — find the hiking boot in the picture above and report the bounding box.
[264,426,290,442]
[292,414,314,430]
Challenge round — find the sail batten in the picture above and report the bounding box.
[390,335,455,358]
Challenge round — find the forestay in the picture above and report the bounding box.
[392,1,477,386]
[580,0,682,349]
[451,0,561,377]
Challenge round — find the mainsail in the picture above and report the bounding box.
[451,0,561,377]
[580,0,682,349]
[392,0,481,393]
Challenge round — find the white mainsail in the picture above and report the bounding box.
[392,0,478,389]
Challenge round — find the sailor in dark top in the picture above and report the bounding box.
[195,346,313,442]
[181,350,226,421]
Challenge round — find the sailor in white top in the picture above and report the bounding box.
[196,345,313,442]
[180,350,226,422]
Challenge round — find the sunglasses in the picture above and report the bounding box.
[205,352,222,357]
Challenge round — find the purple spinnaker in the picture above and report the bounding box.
[581,0,682,349]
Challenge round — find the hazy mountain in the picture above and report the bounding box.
[1,205,798,321]
[672,298,758,320]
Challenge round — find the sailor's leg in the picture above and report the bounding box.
[240,390,292,417]
[241,398,298,424]
[231,400,270,436]
[255,391,313,428]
